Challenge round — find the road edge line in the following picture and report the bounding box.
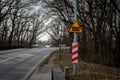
[23,51,53,80]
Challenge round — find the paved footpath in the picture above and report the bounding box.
[30,55,55,80]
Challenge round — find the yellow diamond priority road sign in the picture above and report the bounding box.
[54,34,60,40]
[69,21,82,33]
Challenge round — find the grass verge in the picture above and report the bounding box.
[53,49,120,80]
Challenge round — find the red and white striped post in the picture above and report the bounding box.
[72,42,78,63]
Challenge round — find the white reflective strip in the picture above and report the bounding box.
[72,47,78,52]
[72,60,78,63]
[72,43,78,46]
[72,54,78,59]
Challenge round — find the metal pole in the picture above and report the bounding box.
[59,25,62,51]
[73,0,77,76]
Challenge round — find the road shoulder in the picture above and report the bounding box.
[30,53,56,80]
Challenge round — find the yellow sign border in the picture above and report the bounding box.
[69,21,82,33]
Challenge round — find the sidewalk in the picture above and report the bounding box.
[30,55,55,80]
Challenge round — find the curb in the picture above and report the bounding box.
[23,52,53,80]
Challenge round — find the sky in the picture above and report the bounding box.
[33,1,51,41]
[37,32,50,41]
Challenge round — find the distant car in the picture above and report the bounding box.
[59,44,66,47]
[32,44,39,48]
[46,45,50,48]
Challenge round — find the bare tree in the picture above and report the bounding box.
[0,0,49,48]
[42,0,120,67]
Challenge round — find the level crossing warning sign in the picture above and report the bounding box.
[69,21,82,33]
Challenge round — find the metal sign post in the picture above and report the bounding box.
[69,0,82,76]
[73,0,78,76]
[54,34,60,50]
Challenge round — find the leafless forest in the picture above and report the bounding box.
[0,0,120,67]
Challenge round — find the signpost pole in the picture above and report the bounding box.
[73,0,78,76]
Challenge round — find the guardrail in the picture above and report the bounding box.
[52,65,65,80]
[0,46,24,51]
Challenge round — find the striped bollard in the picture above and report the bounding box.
[72,42,78,63]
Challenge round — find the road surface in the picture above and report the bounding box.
[0,48,56,80]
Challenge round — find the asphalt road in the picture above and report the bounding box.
[0,48,57,80]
